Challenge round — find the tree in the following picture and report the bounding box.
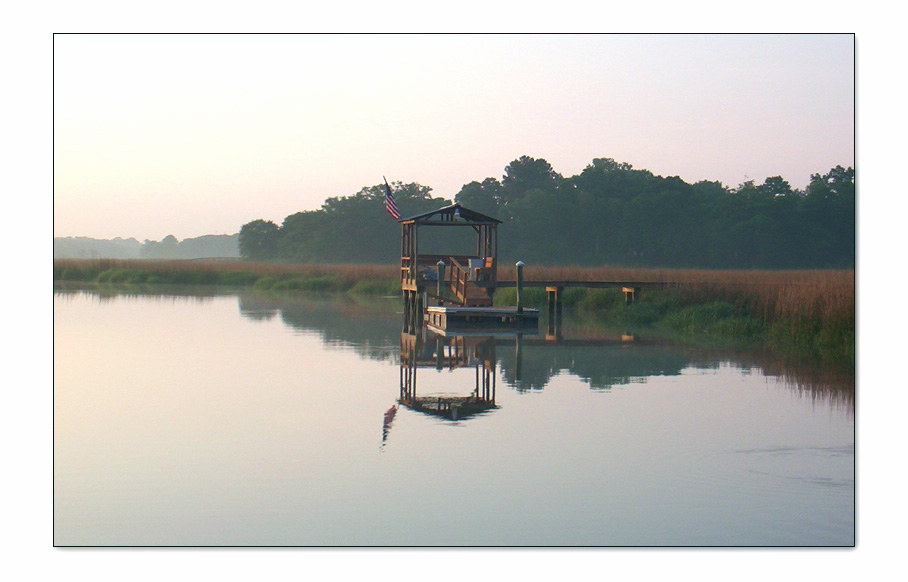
[234,159,854,269]
[801,166,855,267]
[758,176,795,198]
[139,234,179,259]
[587,157,634,173]
[274,181,450,263]
[499,156,562,210]
[239,219,280,260]
[454,177,502,218]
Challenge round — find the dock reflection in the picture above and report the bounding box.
[399,329,506,421]
[106,289,848,412]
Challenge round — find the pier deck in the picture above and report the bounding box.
[474,280,674,290]
[425,305,539,334]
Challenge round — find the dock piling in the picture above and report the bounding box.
[516,261,525,313]
[622,286,641,305]
[546,286,563,339]
[436,260,445,301]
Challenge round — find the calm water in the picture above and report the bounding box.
[53,288,854,546]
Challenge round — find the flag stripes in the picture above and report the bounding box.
[383,176,401,219]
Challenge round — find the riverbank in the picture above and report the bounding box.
[53,258,401,295]
[53,258,855,371]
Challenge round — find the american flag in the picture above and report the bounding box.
[383,176,401,220]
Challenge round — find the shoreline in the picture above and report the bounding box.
[53,258,855,373]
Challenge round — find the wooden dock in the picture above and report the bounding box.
[475,280,674,290]
[424,305,539,334]
[396,202,680,334]
[399,331,499,421]
[476,279,674,303]
[398,394,497,421]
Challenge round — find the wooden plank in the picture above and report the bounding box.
[476,280,674,289]
[408,221,499,227]
[426,306,539,313]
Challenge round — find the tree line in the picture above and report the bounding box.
[240,156,855,269]
[54,234,240,260]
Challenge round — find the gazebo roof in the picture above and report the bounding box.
[400,204,501,225]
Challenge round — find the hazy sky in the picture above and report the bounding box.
[53,33,854,241]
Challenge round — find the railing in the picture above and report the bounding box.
[400,256,413,284]
[403,254,479,284]
[449,257,470,303]
[402,254,496,305]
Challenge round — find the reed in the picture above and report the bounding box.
[54,259,854,325]
[54,258,854,367]
[496,264,854,368]
[54,258,398,287]
[505,264,854,327]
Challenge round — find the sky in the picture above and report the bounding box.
[53,33,855,241]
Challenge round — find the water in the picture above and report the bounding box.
[53,288,854,546]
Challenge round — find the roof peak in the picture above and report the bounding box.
[401,203,502,224]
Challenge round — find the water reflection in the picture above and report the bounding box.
[496,337,689,392]
[238,291,402,363]
[399,330,500,421]
[271,292,851,416]
[54,287,854,545]
[55,287,854,412]
[54,285,226,304]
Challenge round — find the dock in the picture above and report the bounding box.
[398,394,496,421]
[424,305,539,334]
[399,331,499,421]
[396,202,679,334]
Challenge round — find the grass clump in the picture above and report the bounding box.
[573,288,621,311]
[96,268,148,284]
[219,271,260,286]
[253,275,354,293]
[349,279,400,296]
[492,287,547,307]
[662,300,764,340]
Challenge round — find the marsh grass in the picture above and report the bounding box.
[54,258,398,289]
[493,264,854,367]
[499,264,854,325]
[54,259,854,367]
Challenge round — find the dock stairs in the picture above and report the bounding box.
[447,257,493,307]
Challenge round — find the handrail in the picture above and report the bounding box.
[448,256,469,302]
[403,254,496,302]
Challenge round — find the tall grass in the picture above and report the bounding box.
[494,264,854,367]
[503,264,854,329]
[54,259,854,367]
[54,258,399,290]
[54,260,854,326]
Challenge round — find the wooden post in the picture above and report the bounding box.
[622,286,640,305]
[436,260,445,302]
[546,286,563,340]
[418,289,425,325]
[555,286,563,325]
[403,290,415,333]
[516,261,525,313]
[436,335,444,370]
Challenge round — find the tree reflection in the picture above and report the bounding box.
[60,288,852,412]
[238,290,853,410]
[496,339,688,392]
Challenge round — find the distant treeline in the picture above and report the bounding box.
[54,234,240,260]
[240,156,855,269]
